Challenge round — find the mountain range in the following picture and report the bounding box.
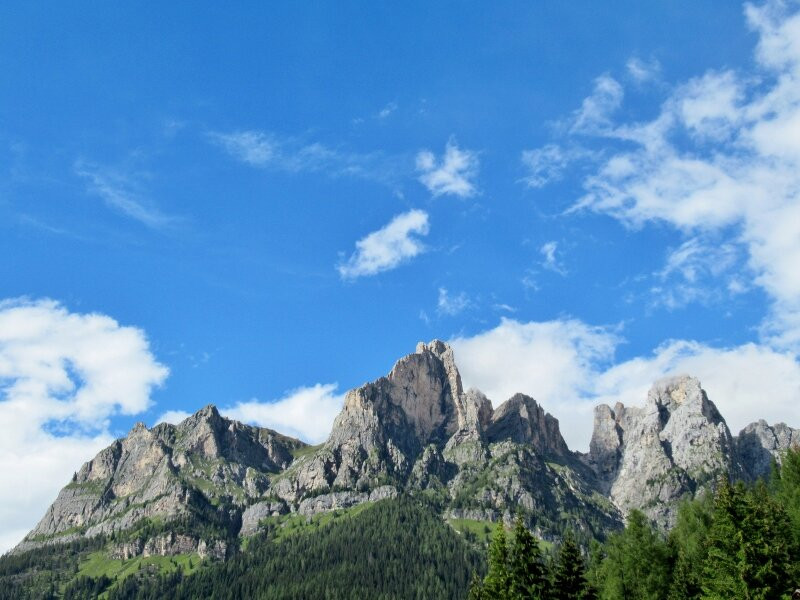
[12,339,799,561]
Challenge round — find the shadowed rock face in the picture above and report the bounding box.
[736,420,800,481]
[486,393,570,457]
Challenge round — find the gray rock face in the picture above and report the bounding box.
[110,533,227,561]
[273,341,466,503]
[486,393,570,457]
[18,406,306,551]
[273,341,617,538]
[736,420,800,481]
[589,376,737,529]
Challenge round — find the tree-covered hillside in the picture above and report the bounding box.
[1,496,483,600]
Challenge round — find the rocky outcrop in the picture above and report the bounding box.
[110,533,227,561]
[269,341,606,534]
[736,420,800,481]
[18,406,306,550]
[272,341,466,503]
[486,393,570,457]
[589,376,737,529]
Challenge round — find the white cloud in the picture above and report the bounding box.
[75,162,175,229]
[210,129,400,187]
[223,383,345,444]
[450,318,619,449]
[377,102,398,119]
[651,237,742,309]
[0,298,168,553]
[553,2,800,350]
[626,57,661,83]
[570,75,624,134]
[437,288,470,316]
[520,144,571,188]
[540,241,567,275]
[156,409,192,425]
[416,139,479,197]
[338,209,430,279]
[450,317,800,452]
[209,131,276,165]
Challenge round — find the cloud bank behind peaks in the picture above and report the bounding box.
[338,209,430,279]
[451,317,800,452]
[223,383,345,444]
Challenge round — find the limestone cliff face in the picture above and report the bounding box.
[272,340,618,539]
[588,376,737,528]
[17,406,305,553]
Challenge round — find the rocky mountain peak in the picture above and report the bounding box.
[589,375,736,528]
[16,405,305,554]
[486,393,569,457]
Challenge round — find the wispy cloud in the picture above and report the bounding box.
[626,57,661,83]
[74,161,175,229]
[209,129,401,187]
[540,241,567,275]
[377,102,398,119]
[209,130,275,165]
[570,75,624,134]
[338,209,430,279]
[416,138,479,198]
[437,287,470,316]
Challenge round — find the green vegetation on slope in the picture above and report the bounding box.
[104,496,483,600]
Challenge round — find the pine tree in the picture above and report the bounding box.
[702,480,752,599]
[772,446,800,550]
[508,517,548,599]
[484,522,511,599]
[700,479,795,599]
[595,510,670,600]
[668,494,714,600]
[468,571,487,600]
[552,531,590,600]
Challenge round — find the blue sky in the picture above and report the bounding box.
[2,1,800,551]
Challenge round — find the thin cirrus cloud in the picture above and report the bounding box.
[523,1,800,351]
[416,138,479,198]
[208,129,401,187]
[337,209,430,279]
[437,287,470,316]
[0,298,168,553]
[651,237,742,310]
[74,161,176,229]
[626,57,661,83]
[539,241,567,275]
